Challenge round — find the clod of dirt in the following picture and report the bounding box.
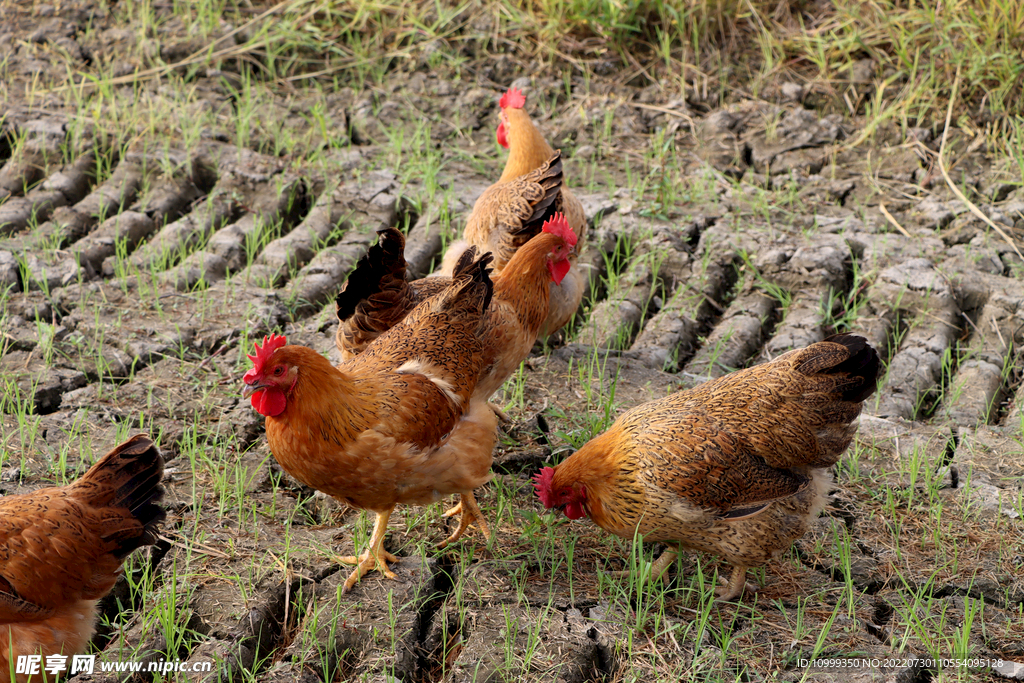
[278,556,438,682]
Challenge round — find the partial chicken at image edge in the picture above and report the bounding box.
[0,434,166,683]
[535,334,881,602]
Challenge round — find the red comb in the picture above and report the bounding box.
[246,334,287,375]
[533,467,557,507]
[542,213,577,248]
[499,86,526,110]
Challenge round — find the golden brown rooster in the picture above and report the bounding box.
[534,335,880,601]
[243,255,498,592]
[440,86,588,336]
[1,435,165,682]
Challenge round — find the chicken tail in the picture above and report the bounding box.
[436,248,494,321]
[494,152,565,266]
[519,152,564,232]
[469,251,495,314]
[336,228,432,358]
[450,244,483,278]
[71,434,166,559]
[336,227,408,322]
[796,333,881,403]
[775,333,880,468]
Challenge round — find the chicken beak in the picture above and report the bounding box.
[241,382,262,399]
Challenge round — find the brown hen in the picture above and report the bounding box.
[244,255,498,592]
[535,335,879,601]
[1,434,165,681]
[440,87,587,336]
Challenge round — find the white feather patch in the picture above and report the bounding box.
[396,358,462,406]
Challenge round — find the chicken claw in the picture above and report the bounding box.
[440,501,462,518]
[437,492,491,548]
[603,548,678,583]
[488,401,511,423]
[648,549,678,582]
[602,550,755,602]
[714,565,758,603]
[337,509,400,593]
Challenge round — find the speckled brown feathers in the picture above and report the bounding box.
[543,334,879,600]
[467,152,564,272]
[0,434,165,680]
[335,227,488,360]
[332,224,577,407]
[474,230,572,401]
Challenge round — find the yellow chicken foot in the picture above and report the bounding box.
[437,492,491,548]
[714,564,757,602]
[648,549,679,582]
[488,401,511,423]
[337,509,400,593]
[604,548,678,583]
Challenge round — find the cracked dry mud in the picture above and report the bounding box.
[2,2,1024,682]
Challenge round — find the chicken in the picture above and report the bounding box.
[534,335,880,602]
[334,214,578,420]
[440,86,588,336]
[474,213,577,404]
[243,255,499,593]
[1,435,165,682]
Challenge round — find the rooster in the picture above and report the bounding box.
[243,256,499,592]
[440,86,588,336]
[1,435,165,682]
[534,335,880,601]
[335,214,577,421]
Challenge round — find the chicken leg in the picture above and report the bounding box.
[437,492,491,548]
[488,401,511,423]
[715,564,758,602]
[604,547,678,582]
[337,508,400,593]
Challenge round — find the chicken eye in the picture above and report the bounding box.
[273,366,284,376]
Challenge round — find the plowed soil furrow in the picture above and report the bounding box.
[628,249,739,371]
[683,284,780,377]
[0,148,98,239]
[240,181,352,289]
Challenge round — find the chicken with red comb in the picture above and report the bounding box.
[440,84,588,337]
[535,335,880,602]
[242,334,289,416]
[242,254,502,593]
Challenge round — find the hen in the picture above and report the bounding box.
[243,255,499,593]
[534,335,880,601]
[1,435,165,682]
[335,215,578,419]
[441,86,588,336]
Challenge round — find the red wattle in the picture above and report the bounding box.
[251,388,287,417]
[564,500,587,520]
[548,258,570,285]
[496,122,509,148]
